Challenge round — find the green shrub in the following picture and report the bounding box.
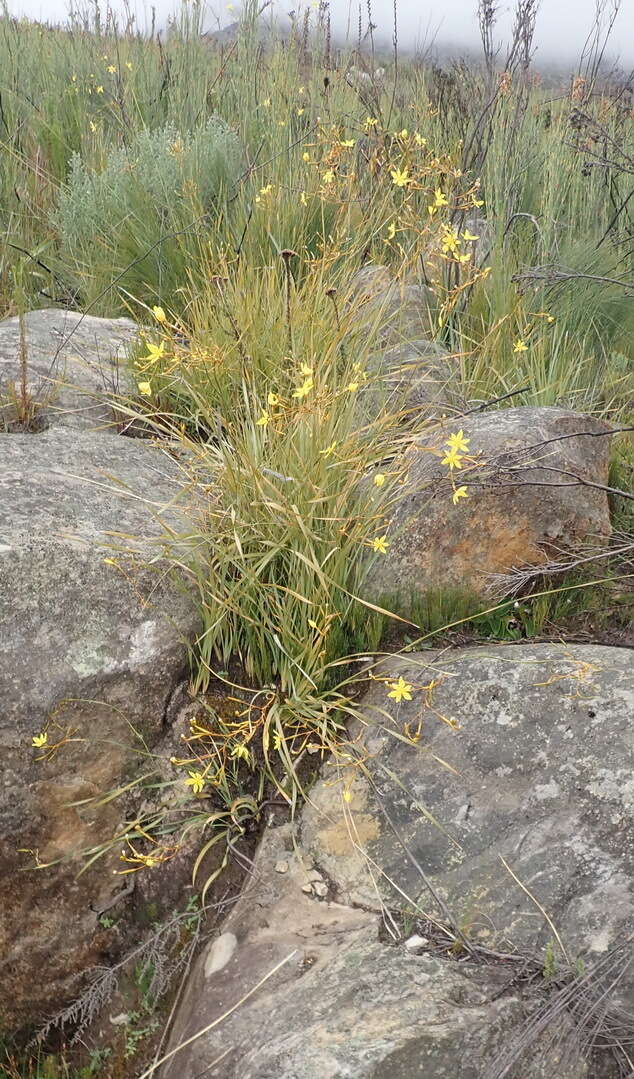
[53,120,244,313]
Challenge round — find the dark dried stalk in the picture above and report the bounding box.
[280,249,297,356]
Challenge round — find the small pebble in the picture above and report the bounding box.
[109,1013,130,1026]
[301,882,314,894]
[404,934,429,952]
[312,881,328,898]
[274,859,289,874]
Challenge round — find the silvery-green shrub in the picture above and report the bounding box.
[53,119,243,312]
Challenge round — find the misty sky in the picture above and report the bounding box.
[6,0,634,64]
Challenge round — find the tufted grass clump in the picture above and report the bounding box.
[125,251,420,693]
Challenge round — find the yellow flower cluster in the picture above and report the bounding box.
[439,224,475,264]
[441,430,473,505]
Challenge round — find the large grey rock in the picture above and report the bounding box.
[362,337,464,418]
[0,426,198,1029]
[301,644,634,980]
[349,264,436,347]
[366,406,612,607]
[464,213,494,267]
[161,823,588,1079]
[0,308,136,431]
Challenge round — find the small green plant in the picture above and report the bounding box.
[80,1049,111,1078]
[123,1013,159,1060]
[543,939,558,980]
[134,960,157,1013]
[1,263,43,433]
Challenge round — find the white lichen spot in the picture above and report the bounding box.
[533,780,561,801]
[66,637,124,676]
[587,769,634,810]
[588,926,611,953]
[130,620,161,666]
[204,932,237,978]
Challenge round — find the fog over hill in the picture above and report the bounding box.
[6,0,634,67]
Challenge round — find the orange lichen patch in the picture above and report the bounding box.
[316,812,380,858]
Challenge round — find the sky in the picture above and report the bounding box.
[6,0,634,66]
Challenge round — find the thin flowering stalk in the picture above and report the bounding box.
[326,286,347,361]
[281,249,298,356]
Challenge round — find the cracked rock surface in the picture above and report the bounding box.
[162,643,632,1078]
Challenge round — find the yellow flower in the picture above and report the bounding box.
[452,485,469,504]
[346,381,359,393]
[71,74,77,82]
[414,132,427,146]
[446,429,470,453]
[297,107,305,116]
[292,378,313,399]
[433,188,448,207]
[138,381,152,396]
[513,339,528,353]
[302,151,311,162]
[145,340,165,363]
[320,440,337,457]
[89,121,97,132]
[32,732,48,748]
[126,61,133,70]
[185,771,206,794]
[322,169,336,184]
[267,392,280,406]
[463,228,480,242]
[398,128,408,138]
[300,191,308,205]
[390,167,410,188]
[107,64,116,73]
[152,305,166,323]
[231,743,250,762]
[440,225,460,255]
[300,363,313,377]
[441,447,464,470]
[365,116,378,128]
[387,676,413,703]
[263,97,271,107]
[256,411,269,426]
[370,535,390,554]
[299,85,305,94]
[373,473,386,487]
[386,222,396,239]
[473,196,485,207]
[340,138,355,147]
[342,789,353,803]
[96,85,104,94]
[547,314,555,323]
